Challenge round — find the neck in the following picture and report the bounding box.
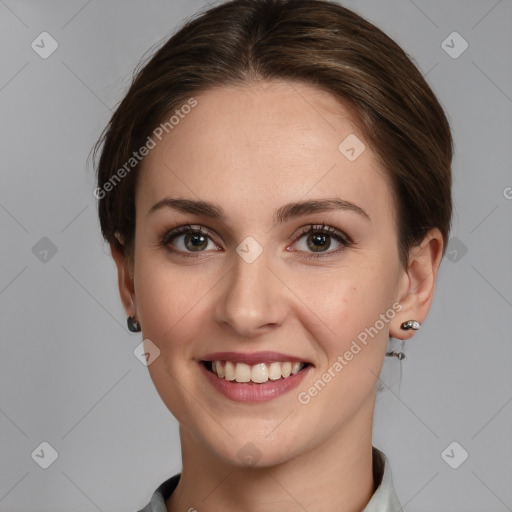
[166,400,377,512]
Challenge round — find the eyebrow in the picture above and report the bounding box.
[147,197,371,224]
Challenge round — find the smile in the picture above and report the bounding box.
[198,352,313,402]
[204,360,307,383]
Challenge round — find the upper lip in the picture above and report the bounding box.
[200,351,312,365]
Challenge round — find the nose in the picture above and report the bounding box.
[214,247,287,337]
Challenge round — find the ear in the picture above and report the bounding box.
[390,228,444,340]
[110,242,137,319]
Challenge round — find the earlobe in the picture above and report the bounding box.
[390,228,444,340]
[110,242,137,318]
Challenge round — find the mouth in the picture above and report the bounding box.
[198,351,314,402]
[201,359,313,384]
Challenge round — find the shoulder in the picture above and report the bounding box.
[134,473,181,512]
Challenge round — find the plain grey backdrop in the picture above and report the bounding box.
[1,1,511,511]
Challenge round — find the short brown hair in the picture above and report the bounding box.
[94,0,452,268]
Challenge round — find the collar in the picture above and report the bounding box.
[137,446,403,512]
[365,446,403,512]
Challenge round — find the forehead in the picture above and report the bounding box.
[136,80,395,228]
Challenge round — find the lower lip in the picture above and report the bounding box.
[199,362,311,402]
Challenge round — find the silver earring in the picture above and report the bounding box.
[386,320,421,360]
[400,320,421,330]
[386,350,406,360]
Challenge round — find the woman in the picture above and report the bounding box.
[94,0,452,510]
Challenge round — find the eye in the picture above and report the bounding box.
[159,224,219,257]
[158,222,353,259]
[290,223,352,257]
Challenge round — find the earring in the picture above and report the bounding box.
[386,320,421,360]
[127,316,141,332]
[386,350,406,360]
[400,320,421,330]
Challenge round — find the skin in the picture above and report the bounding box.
[111,80,444,512]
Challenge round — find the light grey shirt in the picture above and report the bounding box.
[136,446,403,512]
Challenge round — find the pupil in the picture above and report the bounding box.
[185,233,207,251]
[308,233,330,252]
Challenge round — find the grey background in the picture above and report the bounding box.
[1,1,511,511]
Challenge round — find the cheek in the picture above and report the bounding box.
[133,261,215,425]
[299,260,397,350]
[133,257,210,347]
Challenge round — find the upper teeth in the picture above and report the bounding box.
[210,361,305,383]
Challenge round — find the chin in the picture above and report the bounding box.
[190,419,311,470]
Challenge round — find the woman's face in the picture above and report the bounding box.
[126,80,411,466]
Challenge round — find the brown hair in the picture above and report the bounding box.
[94,0,452,269]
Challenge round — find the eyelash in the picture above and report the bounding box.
[158,223,354,259]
